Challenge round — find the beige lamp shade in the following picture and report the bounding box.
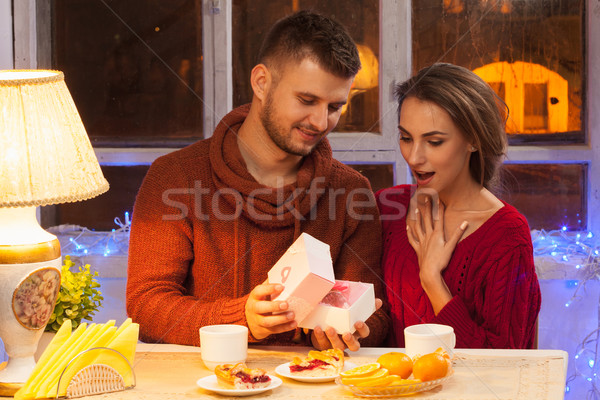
[0,70,109,207]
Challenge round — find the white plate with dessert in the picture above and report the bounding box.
[197,363,282,396]
[196,375,282,396]
[275,348,356,383]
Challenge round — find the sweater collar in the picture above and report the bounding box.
[210,104,332,228]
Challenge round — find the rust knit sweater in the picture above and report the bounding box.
[127,105,390,346]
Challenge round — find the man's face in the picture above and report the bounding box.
[259,58,354,156]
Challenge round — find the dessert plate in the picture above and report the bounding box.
[275,361,357,383]
[196,374,282,396]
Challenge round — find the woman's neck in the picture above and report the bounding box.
[438,180,485,211]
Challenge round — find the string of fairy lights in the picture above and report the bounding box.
[50,216,600,396]
[48,212,131,257]
[532,228,600,397]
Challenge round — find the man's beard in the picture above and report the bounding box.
[259,91,322,157]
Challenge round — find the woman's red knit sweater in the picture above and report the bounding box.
[377,185,541,349]
[127,105,390,346]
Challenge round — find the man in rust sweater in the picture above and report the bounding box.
[127,11,389,349]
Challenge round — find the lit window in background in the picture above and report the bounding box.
[412,0,584,230]
[413,0,582,144]
[474,62,569,135]
[232,0,380,133]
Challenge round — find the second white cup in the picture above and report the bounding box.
[199,324,248,371]
[404,323,456,359]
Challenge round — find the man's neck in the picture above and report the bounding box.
[236,112,302,188]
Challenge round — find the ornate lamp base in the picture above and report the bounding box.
[0,382,22,396]
[0,239,61,386]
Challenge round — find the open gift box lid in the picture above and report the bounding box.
[267,233,336,323]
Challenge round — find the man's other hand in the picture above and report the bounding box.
[310,298,383,351]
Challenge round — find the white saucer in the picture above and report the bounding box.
[196,374,282,396]
[275,361,357,383]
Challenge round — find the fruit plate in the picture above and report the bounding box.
[335,370,454,397]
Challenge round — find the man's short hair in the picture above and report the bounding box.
[257,10,361,79]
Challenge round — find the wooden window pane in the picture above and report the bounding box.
[500,163,586,230]
[53,0,204,146]
[347,164,394,193]
[42,166,149,231]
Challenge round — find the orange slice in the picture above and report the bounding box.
[340,362,381,378]
[355,374,399,387]
[341,367,389,385]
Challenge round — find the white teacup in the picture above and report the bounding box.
[404,323,456,359]
[199,324,248,371]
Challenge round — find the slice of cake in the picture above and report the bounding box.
[289,348,344,377]
[215,363,271,389]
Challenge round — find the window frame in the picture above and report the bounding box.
[10,0,599,231]
[0,0,12,68]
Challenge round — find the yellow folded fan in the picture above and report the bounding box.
[13,318,138,400]
[49,325,118,398]
[85,322,139,388]
[35,323,103,398]
[14,322,88,400]
[13,320,74,400]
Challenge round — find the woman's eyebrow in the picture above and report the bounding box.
[422,131,449,137]
[398,124,412,136]
[398,125,448,137]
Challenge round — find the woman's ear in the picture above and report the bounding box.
[250,64,270,102]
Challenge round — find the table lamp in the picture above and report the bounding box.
[0,70,109,393]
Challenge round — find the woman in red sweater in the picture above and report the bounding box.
[376,63,541,349]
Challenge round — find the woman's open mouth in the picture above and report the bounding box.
[414,171,435,185]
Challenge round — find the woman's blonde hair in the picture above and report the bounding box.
[395,63,508,190]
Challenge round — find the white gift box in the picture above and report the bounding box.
[298,280,376,334]
[267,233,335,324]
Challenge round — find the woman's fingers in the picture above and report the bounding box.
[421,196,434,234]
[433,200,444,235]
[407,209,423,249]
[447,220,469,248]
[406,224,419,251]
[413,207,424,239]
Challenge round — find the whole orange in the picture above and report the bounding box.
[376,352,413,379]
[412,352,448,381]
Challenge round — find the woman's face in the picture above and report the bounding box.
[398,96,475,196]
